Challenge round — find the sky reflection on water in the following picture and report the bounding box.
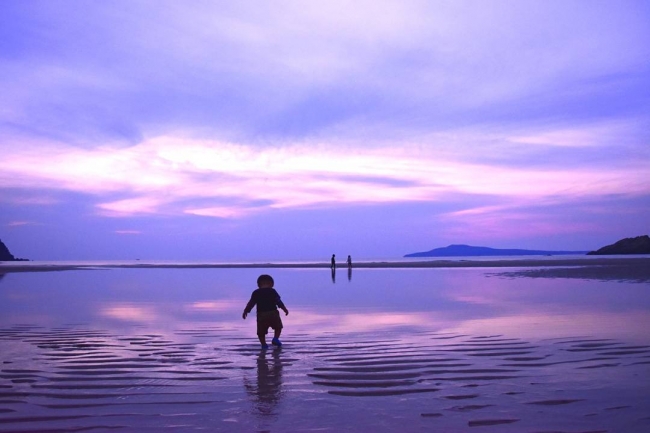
[1,267,649,432]
[1,267,648,342]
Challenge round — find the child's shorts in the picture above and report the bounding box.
[256,310,283,336]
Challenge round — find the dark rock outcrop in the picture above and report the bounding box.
[0,239,16,261]
[0,239,28,261]
[587,235,650,255]
[405,244,587,258]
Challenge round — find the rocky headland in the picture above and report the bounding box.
[0,239,28,261]
[587,235,650,255]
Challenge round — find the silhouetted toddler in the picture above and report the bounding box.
[242,274,289,349]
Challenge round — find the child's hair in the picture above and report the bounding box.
[257,274,274,287]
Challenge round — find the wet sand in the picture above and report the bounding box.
[2,256,649,279]
[1,261,649,430]
[1,258,640,272]
[1,325,649,432]
[495,261,650,283]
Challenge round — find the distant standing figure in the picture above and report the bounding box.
[347,255,352,268]
[331,254,336,269]
[242,274,289,349]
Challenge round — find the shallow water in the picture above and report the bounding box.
[0,267,649,432]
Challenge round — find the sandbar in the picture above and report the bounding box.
[1,257,649,282]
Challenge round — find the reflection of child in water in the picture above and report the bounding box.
[244,350,284,417]
[243,274,289,349]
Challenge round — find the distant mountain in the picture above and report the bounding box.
[404,244,588,258]
[0,239,28,261]
[587,235,650,255]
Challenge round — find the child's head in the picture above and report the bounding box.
[257,274,274,288]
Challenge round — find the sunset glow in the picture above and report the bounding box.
[1,1,648,260]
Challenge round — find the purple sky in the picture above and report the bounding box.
[1,1,649,261]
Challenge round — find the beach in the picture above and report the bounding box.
[2,256,649,277]
[4,1,649,430]
[0,259,649,431]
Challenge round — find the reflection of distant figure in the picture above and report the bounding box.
[347,266,352,282]
[242,274,289,349]
[244,349,284,417]
[346,255,352,268]
[331,267,336,284]
[331,254,336,269]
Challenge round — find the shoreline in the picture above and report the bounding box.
[1,257,648,274]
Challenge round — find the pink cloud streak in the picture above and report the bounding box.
[2,135,648,219]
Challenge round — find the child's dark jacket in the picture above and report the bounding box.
[244,288,286,315]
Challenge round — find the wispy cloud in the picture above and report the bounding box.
[7,221,39,227]
[98,198,165,217]
[2,134,648,220]
[1,1,648,256]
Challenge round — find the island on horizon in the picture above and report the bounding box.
[404,244,588,258]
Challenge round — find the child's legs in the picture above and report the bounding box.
[257,319,269,345]
[257,310,283,343]
[271,314,283,339]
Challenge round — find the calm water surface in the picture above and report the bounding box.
[0,267,649,432]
